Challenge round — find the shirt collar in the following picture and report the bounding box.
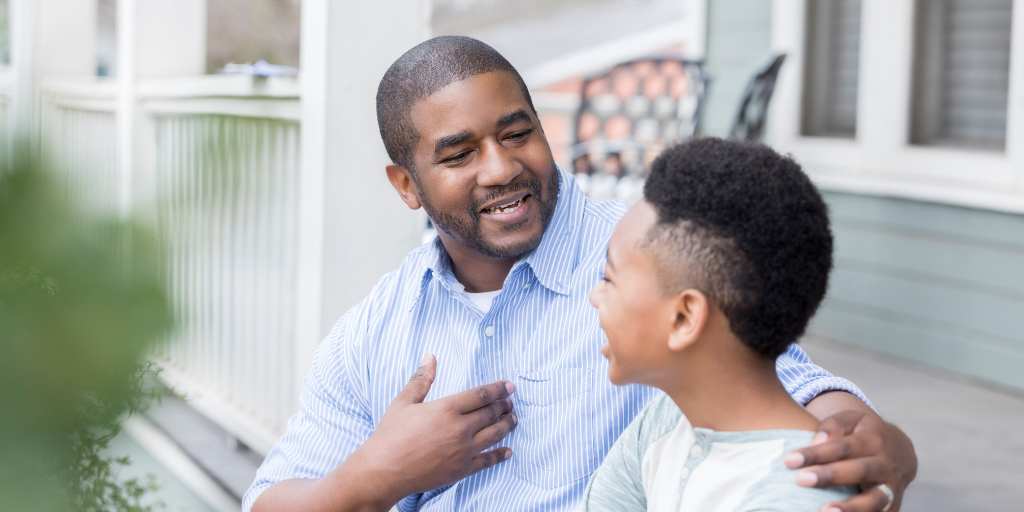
[414,169,584,301]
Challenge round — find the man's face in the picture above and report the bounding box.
[589,201,677,385]
[407,71,559,260]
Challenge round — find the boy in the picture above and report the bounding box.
[583,138,856,511]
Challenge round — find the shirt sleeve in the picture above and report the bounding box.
[241,314,373,512]
[775,344,873,409]
[578,401,649,512]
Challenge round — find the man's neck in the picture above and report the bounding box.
[659,336,818,432]
[438,236,516,293]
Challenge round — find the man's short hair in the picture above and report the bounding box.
[376,36,536,172]
[642,137,833,359]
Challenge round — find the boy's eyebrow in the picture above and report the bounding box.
[605,247,616,272]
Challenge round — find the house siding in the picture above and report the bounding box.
[705,2,1024,391]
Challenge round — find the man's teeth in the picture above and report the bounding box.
[486,198,523,214]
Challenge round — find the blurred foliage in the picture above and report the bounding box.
[0,147,174,511]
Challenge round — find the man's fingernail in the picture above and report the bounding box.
[420,353,431,366]
[813,431,829,445]
[784,452,805,468]
[504,449,513,460]
[796,471,818,486]
[511,413,518,425]
[505,381,515,394]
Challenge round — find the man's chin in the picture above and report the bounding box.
[477,227,544,259]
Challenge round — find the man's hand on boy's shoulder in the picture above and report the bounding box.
[784,408,917,512]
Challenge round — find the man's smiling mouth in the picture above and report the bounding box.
[480,193,531,215]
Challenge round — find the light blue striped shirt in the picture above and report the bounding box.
[243,171,868,511]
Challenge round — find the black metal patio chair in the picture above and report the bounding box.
[571,56,710,178]
[728,54,786,143]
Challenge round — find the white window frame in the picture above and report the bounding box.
[768,0,1024,214]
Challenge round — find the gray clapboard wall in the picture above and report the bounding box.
[701,0,774,137]
[811,193,1024,391]
[704,0,1024,391]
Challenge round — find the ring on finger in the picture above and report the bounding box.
[877,483,895,512]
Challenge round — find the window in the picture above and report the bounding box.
[911,0,1014,150]
[801,0,862,137]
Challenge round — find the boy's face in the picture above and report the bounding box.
[589,201,679,385]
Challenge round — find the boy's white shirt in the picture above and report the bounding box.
[641,414,786,512]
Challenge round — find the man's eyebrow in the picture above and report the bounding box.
[496,109,532,130]
[433,130,473,157]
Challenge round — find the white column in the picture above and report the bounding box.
[134,0,207,78]
[116,0,136,217]
[117,0,207,216]
[296,0,431,375]
[7,0,97,139]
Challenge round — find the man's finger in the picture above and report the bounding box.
[449,380,514,413]
[464,398,514,433]
[788,434,876,468]
[816,410,866,443]
[396,353,437,404]
[825,484,895,512]
[796,457,889,489]
[472,412,517,451]
[467,448,512,475]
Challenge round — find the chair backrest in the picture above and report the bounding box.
[571,57,709,177]
[729,54,786,142]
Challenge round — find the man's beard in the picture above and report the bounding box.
[422,168,560,260]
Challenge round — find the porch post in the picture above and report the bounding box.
[296,0,431,374]
[7,0,97,139]
[117,0,207,216]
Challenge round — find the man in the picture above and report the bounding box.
[246,36,916,512]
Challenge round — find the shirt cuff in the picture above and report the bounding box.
[241,482,270,512]
[789,375,876,412]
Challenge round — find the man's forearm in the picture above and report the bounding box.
[252,450,398,512]
[805,390,875,420]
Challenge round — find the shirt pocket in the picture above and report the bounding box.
[510,368,603,489]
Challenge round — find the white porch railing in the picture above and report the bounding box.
[39,80,120,213]
[39,76,303,454]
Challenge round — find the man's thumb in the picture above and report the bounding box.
[399,353,436,404]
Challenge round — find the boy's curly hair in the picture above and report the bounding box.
[642,137,832,359]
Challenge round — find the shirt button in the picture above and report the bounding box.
[690,445,703,458]
[484,325,495,337]
[523,281,531,289]
[679,467,690,480]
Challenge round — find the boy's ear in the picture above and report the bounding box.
[386,164,422,210]
[666,289,709,352]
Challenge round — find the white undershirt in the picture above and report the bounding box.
[466,289,501,314]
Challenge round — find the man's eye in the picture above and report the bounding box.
[442,151,471,165]
[505,129,533,142]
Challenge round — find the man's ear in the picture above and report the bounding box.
[385,164,422,210]
[667,289,709,352]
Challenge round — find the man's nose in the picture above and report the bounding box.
[477,141,523,188]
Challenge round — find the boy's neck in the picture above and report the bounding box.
[658,333,819,433]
